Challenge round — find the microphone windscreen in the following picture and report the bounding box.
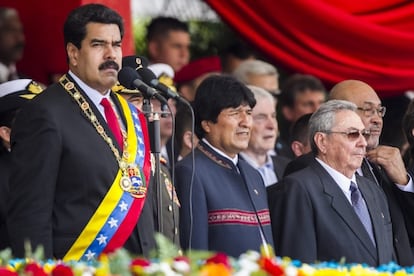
[118,67,140,90]
[122,55,149,70]
[137,67,157,84]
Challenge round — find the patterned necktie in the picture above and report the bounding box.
[100,98,123,150]
[350,181,376,246]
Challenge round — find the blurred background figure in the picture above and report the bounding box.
[403,99,414,170]
[289,113,312,158]
[220,41,256,74]
[0,7,25,83]
[277,73,327,158]
[146,16,190,73]
[0,79,43,250]
[240,85,290,187]
[175,103,198,161]
[174,55,222,102]
[233,59,280,99]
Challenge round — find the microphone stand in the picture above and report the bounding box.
[142,98,164,234]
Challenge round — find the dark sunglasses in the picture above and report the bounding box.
[326,129,371,140]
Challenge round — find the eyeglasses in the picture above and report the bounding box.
[357,106,386,118]
[326,129,371,141]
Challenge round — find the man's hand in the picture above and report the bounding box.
[366,145,409,185]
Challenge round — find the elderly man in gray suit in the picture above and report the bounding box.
[268,100,394,266]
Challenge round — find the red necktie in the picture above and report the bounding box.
[100,98,123,150]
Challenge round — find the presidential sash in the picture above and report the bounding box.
[62,93,151,262]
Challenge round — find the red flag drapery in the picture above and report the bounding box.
[205,0,414,98]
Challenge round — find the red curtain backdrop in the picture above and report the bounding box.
[205,0,414,98]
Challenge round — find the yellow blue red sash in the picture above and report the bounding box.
[63,95,151,261]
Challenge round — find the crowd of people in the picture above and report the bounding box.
[1,3,414,268]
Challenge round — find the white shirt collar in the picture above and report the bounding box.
[68,70,111,119]
[316,157,356,204]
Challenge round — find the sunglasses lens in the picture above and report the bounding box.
[347,131,360,140]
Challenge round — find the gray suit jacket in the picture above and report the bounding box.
[268,159,394,266]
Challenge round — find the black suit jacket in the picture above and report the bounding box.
[268,160,394,266]
[7,77,155,258]
[367,160,414,265]
[271,155,291,181]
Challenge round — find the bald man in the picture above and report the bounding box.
[330,79,414,265]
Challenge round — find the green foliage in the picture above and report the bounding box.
[107,248,132,276]
[133,17,151,57]
[188,20,237,59]
[132,18,239,60]
[151,232,181,260]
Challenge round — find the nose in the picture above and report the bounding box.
[105,44,117,60]
[239,110,252,126]
[266,115,277,129]
[358,133,368,147]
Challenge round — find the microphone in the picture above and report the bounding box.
[137,67,187,103]
[118,67,167,103]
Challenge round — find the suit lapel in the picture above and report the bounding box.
[311,161,377,261]
[271,156,284,180]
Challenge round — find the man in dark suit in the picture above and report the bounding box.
[268,100,394,266]
[240,85,290,186]
[175,75,273,257]
[0,79,43,250]
[7,4,155,261]
[330,80,414,266]
[0,8,26,83]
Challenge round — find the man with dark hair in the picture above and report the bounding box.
[7,4,155,260]
[220,41,256,74]
[0,7,25,83]
[146,16,190,72]
[175,75,273,257]
[277,73,327,158]
[289,113,312,158]
[175,102,198,160]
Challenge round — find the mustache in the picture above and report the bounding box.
[99,60,119,71]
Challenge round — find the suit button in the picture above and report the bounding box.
[168,205,173,212]
[394,237,399,243]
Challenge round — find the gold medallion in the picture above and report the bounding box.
[120,176,132,191]
[81,102,89,110]
[65,81,75,90]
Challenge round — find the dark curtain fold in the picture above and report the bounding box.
[205,0,414,97]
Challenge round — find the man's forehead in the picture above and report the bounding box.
[334,110,364,127]
[361,100,382,107]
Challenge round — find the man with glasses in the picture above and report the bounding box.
[329,79,414,266]
[268,100,394,266]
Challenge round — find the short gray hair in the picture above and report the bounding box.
[309,100,357,154]
[233,59,278,84]
[246,85,275,105]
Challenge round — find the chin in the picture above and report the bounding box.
[367,139,380,150]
